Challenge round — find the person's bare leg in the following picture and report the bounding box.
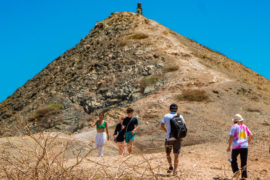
[173,153,179,174]
[118,142,124,155]
[166,153,172,167]
[127,140,134,154]
[117,142,122,155]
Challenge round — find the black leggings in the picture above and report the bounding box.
[231,148,248,178]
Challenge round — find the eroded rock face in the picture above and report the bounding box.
[0,12,166,135]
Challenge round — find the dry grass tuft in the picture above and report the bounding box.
[30,104,63,120]
[175,89,209,102]
[118,40,128,47]
[162,31,168,36]
[129,33,149,40]
[246,108,261,113]
[163,65,179,73]
[140,75,163,93]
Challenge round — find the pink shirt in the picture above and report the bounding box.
[229,124,251,149]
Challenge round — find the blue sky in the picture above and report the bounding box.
[0,0,270,102]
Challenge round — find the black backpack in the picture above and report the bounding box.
[170,114,187,139]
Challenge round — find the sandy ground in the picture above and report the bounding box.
[0,131,269,179]
[66,141,270,180]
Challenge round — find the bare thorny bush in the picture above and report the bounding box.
[0,105,164,179]
[0,105,96,179]
[0,104,191,179]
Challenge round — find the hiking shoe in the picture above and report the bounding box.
[167,166,173,173]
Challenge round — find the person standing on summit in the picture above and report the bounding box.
[227,114,253,179]
[122,108,139,154]
[161,103,186,176]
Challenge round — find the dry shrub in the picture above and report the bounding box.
[31,104,62,120]
[142,113,159,119]
[246,108,261,113]
[0,105,94,179]
[28,104,63,130]
[118,40,128,47]
[0,108,164,179]
[0,133,94,179]
[181,53,192,59]
[144,19,149,24]
[162,31,168,35]
[140,75,163,93]
[129,33,148,40]
[175,89,209,102]
[163,65,179,73]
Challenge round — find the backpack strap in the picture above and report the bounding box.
[170,113,180,120]
[125,118,134,133]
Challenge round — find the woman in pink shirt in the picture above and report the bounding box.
[227,114,253,179]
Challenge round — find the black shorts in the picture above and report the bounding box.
[165,139,182,154]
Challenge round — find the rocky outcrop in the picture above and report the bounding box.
[0,12,166,136]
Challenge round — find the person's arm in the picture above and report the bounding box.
[227,135,234,152]
[105,122,109,140]
[113,124,119,139]
[113,125,118,135]
[180,115,186,124]
[121,118,126,130]
[248,133,253,144]
[132,125,139,135]
[132,119,139,135]
[161,115,167,132]
[90,121,97,128]
[161,123,167,133]
[227,126,235,152]
[247,127,253,144]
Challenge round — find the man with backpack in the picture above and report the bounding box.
[122,108,139,154]
[161,103,187,176]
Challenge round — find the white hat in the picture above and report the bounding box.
[232,114,244,122]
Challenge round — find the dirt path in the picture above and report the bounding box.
[69,142,270,179]
[73,129,96,141]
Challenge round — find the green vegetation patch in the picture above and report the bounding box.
[175,89,209,102]
[45,104,63,110]
[163,65,179,73]
[29,104,63,121]
[140,75,163,93]
[129,33,149,40]
[140,75,160,87]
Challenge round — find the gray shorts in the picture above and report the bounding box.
[165,139,182,154]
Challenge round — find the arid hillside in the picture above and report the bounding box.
[0,11,270,179]
[0,10,270,149]
[1,12,270,139]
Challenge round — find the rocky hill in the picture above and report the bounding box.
[0,12,270,150]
